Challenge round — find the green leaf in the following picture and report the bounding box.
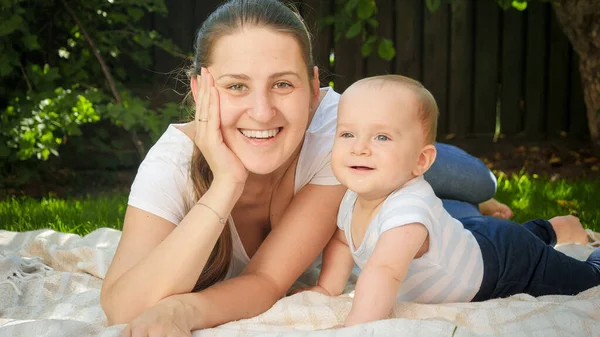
[498,0,513,10]
[512,1,528,11]
[367,18,379,28]
[425,0,441,12]
[377,38,396,61]
[346,22,362,39]
[0,14,23,36]
[22,34,40,50]
[366,35,377,45]
[344,0,360,15]
[361,42,374,57]
[357,0,375,20]
[127,7,145,22]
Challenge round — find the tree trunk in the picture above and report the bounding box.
[553,1,600,154]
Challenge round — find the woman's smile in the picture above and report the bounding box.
[237,127,284,146]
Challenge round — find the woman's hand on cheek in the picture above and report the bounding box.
[195,67,248,187]
[120,297,193,337]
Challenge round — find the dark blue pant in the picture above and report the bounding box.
[459,216,600,301]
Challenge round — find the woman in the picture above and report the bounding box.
[100,0,507,335]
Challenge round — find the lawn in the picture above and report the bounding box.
[0,192,128,236]
[0,172,598,235]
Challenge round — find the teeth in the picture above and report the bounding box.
[240,128,280,139]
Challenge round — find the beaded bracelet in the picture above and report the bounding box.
[196,202,226,224]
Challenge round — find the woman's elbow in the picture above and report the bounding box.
[100,284,132,325]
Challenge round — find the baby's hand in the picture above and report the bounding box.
[289,285,331,296]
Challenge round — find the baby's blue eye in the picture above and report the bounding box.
[375,135,389,141]
[340,132,353,138]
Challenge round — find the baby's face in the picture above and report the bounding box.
[332,84,426,200]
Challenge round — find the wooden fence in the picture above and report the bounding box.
[150,0,588,140]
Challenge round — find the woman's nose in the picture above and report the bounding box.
[248,91,276,123]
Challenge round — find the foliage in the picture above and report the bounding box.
[0,0,184,176]
[326,0,556,62]
[323,0,396,60]
[425,0,554,12]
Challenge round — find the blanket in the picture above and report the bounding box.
[1,228,599,337]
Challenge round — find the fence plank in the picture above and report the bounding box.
[547,9,570,138]
[448,0,473,139]
[333,34,364,92]
[194,0,222,31]
[423,3,450,135]
[300,0,334,86]
[394,0,422,80]
[500,9,526,135]
[524,2,548,139]
[569,52,588,137]
[366,1,393,77]
[473,1,500,136]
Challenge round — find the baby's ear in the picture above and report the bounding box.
[413,144,437,176]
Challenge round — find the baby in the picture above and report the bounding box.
[301,75,600,327]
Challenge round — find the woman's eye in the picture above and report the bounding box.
[340,132,353,138]
[375,135,389,141]
[273,82,292,89]
[228,84,247,91]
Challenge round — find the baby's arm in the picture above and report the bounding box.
[345,223,428,327]
[292,228,354,296]
[316,228,356,295]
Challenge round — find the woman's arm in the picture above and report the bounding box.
[104,69,250,325]
[345,223,427,326]
[125,184,347,332]
[101,180,243,325]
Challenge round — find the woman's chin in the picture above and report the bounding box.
[240,158,282,175]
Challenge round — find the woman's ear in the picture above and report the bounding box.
[191,75,200,102]
[311,66,320,106]
[412,144,437,176]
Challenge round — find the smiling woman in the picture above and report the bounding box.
[98,0,507,336]
[100,1,346,335]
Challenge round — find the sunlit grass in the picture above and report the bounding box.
[0,192,127,236]
[494,171,599,232]
[0,172,598,236]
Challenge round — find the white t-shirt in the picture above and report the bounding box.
[128,87,341,278]
[337,176,484,303]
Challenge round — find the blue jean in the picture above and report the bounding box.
[425,143,497,218]
[462,216,600,301]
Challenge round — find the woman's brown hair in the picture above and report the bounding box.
[188,0,315,292]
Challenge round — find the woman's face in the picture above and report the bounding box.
[205,27,318,175]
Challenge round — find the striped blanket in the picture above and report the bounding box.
[1,228,599,337]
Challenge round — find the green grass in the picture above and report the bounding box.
[0,192,127,236]
[494,172,599,232]
[0,173,598,236]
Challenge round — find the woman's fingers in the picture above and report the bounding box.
[194,68,205,123]
[208,86,221,142]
